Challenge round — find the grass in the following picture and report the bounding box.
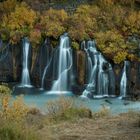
[0,85,39,140]
[0,120,38,140]
[46,96,92,122]
[0,85,140,140]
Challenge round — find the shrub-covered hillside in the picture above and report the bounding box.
[0,0,140,64]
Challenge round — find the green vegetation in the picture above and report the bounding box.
[0,0,140,63]
[0,85,39,140]
[0,85,111,140]
[0,84,139,140]
[40,8,68,39]
[0,84,11,96]
[0,86,94,140]
[46,97,92,122]
[0,88,139,140]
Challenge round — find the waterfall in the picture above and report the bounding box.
[108,64,115,96]
[120,61,129,98]
[20,38,32,87]
[97,54,109,97]
[49,33,73,94]
[81,40,115,98]
[85,47,92,82]
[41,60,51,89]
[41,39,53,89]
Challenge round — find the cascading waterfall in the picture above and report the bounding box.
[41,60,51,89]
[97,54,109,97]
[120,61,129,98]
[41,39,53,89]
[49,33,73,93]
[108,64,115,96]
[84,42,93,83]
[81,40,115,98]
[20,38,32,87]
[81,41,98,98]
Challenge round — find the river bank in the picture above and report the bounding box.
[36,112,140,140]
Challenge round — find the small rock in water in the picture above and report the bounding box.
[123,102,130,106]
[104,99,112,104]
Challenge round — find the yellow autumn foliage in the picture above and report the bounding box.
[123,11,140,35]
[68,5,98,41]
[0,0,139,63]
[29,29,42,46]
[1,2,37,44]
[0,85,28,122]
[1,96,29,122]
[95,30,137,64]
[40,8,68,39]
[0,0,17,16]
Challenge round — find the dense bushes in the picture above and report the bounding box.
[0,85,39,140]
[0,90,111,140]
[40,8,68,39]
[0,0,140,63]
[95,30,137,63]
[46,96,92,122]
[1,2,37,44]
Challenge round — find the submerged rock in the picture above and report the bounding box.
[104,99,112,104]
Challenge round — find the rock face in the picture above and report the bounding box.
[31,38,53,88]
[75,50,86,85]
[23,0,91,12]
[0,44,22,83]
[136,0,140,3]
[0,39,139,97]
[0,47,13,82]
[12,44,22,82]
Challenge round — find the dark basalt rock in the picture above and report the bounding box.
[102,62,109,71]
[71,84,85,95]
[104,99,112,104]
[0,38,140,99]
[75,50,86,85]
[31,38,53,88]
[123,102,130,105]
[0,40,24,83]
[131,89,140,100]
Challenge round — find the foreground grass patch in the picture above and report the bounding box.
[46,96,92,122]
[0,85,39,140]
[0,120,38,140]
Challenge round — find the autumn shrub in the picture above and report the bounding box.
[93,105,111,119]
[0,0,17,16]
[29,29,42,47]
[114,0,135,7]
[1,2,37,44]
[40,8,68,40]
[95,30,137,64]
[1,96,29,122]
[0,119,39,140]
[0,0,140,63]
[123,11,140,36]
[0,84,11,97]
[68,5,98,42]
[46,96,92,122]
[96,0,135,8]
[0,86,39,140]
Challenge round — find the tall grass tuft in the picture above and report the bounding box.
[46,96,92,122]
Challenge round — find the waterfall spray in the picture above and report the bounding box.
[47,33,73,94]
[20,37,32,87]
